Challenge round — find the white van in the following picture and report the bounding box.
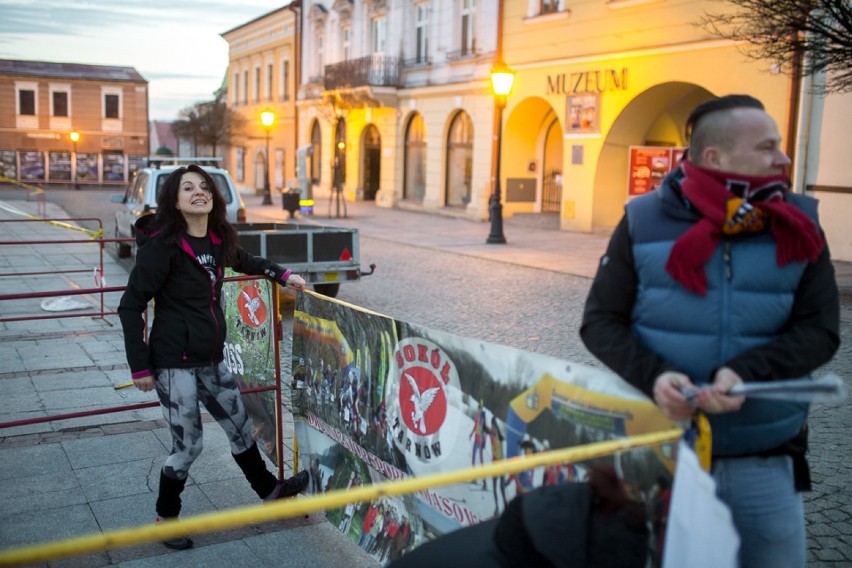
[111,158,246,258]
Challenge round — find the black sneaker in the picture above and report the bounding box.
[155,516,194,550]
[265,470,310,501]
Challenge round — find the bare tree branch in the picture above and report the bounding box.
[700,0,852,93]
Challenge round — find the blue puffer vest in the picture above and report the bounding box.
[626,172,817,456]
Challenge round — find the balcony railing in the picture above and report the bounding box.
[446,47,481,61]
[403,56,432,68]
[324,55,402,90]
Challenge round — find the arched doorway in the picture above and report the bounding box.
[594,82,713,227]
[362,124,381,201]
[500,96,562,217]
[310,120,322,185]
[541,115,563,213]
[403,112,426,202]
[445,111,473,207]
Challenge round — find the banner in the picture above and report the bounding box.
[292,292,680,564]
[222,272,279,462]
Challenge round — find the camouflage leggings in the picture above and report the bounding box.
[154,362,254,480]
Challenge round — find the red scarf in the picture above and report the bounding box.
[665,161,824,296]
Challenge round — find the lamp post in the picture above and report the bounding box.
[69,131,80,189]
[487,61,515,244]
[260,110,275,205]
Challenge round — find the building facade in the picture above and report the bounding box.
[0,59,149,185]
[223,7,300,196]
[222,1,851,259]
[294,0,500,220]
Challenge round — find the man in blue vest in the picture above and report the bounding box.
[581,94,840,567]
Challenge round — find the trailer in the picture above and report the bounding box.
[234,222,373,298]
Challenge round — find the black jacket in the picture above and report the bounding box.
[118,216,292,378]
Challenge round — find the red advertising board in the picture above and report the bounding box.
[627,146,687,196]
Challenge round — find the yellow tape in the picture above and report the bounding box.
[0,428,682,566]
[0,174,44,195]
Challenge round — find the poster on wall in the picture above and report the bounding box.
[20,151,45,181]
[291,292,679,564]
[49,151,72,181]
[0,151,16,179]
[565,93,600,135]
[76,153,98,182]
[628,146,687,196]
[128,155,146,177]
[103,152,125,182]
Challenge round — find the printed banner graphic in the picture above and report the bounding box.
[291,292,679,562]
[223,271,278,462]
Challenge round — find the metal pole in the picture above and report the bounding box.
[486,99,507,244]
[262,129,273,205]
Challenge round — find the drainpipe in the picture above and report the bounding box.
[785,4,811,190]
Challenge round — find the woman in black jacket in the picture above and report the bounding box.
[118,164,309,550]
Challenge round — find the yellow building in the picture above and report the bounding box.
[224,1,850,256]
[500,0,792,232]
[0,59,149,185]
[223,7,300,197]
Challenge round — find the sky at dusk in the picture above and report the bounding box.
[0,0,288,121]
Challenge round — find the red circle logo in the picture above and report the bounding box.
[399,366,447,436]
[238,285,267,328]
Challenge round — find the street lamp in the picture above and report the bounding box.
[69,130,80,153]
[486,60,515,244]
[69,131,80,189]
[260,110,275,205]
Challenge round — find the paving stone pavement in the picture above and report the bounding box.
[1,192,850,566]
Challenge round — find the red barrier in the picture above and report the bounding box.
[0,272,287,481]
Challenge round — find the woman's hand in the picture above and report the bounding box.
[134,374,155,392]
[284,274,306,292]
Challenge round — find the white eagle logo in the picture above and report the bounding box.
[405,372,440,434]
[240,289,261,326]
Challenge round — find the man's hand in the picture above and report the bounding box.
[695,366,745,414]
[652,371,697,421]
[284,274,306,292]
[134,374,155,392]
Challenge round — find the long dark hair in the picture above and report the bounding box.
[154,164,239,263]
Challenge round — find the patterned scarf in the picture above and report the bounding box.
[665,161,824,296]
